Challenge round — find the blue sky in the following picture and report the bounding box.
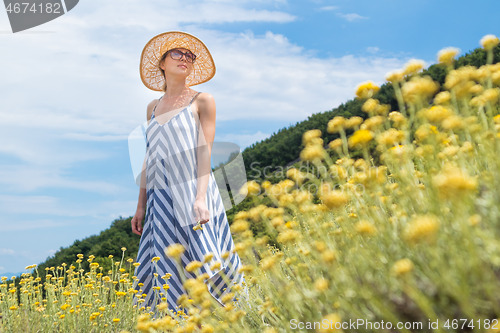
[0,0,498,277]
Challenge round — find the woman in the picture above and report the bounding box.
[130,31,246,317]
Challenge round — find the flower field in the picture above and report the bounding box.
[2,35,500,332]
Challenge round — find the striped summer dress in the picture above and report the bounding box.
[132,92,246,317]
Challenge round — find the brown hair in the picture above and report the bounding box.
[158,52,169,92]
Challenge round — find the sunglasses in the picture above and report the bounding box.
[166,49,196,63]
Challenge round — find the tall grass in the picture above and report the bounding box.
[2,35,500,332]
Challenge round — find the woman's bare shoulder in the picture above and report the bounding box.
[192,93,215,121]
[196,92,215,104]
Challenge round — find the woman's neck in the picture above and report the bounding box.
[164,76,190,99]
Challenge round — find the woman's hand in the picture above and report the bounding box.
[193,197,210,225]
[132,208,145,235]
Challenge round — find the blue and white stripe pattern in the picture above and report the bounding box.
[132,92,246,316]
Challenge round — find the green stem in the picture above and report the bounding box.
[393,82,407,117]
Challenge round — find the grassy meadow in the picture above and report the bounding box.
[2,35,500,332]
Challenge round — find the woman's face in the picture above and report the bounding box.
[160,48,195,78]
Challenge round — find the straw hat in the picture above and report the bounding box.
[139,31,216,91]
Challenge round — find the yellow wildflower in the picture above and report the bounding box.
[376,128,406,147]
[355,81,380,99]
[392,258,414,276]
[239,180,261,197]
[186,261,203,272]
[403,59,425,76]
[345,116,363,129]
[437,47,460,65]
[480,34,500,51]
[314,278,329,292]
[293,190,313,205]
[348,129,373,148]
[414,124,434,142]
[404,215,439,244]
[327,116,346,133]
[469,214,481,226]
[318,313,342,333]
[277,229,301,244]
[238,265,254,274]
[260,256,277,271]
[287,168,307,185]
[387,112,405,128]
[434,91,451,105]
[329,138,343,150]
[482,88,500,103]
[433,164,477,199]
[418,105,453,124]
[319,187,349,209]
[442,115,465,130]
[385,70,404,83]
[230,219,249,234]
[165,243,185,260]
[469,84,484,95]
[355,220,377,236]
[302,129,322,145]
[300,144,326,161]
[329,165,347,180]
[362,98,379,114]
[260,180,271,190]
[402,76,439,103]
[210,261,222,270]
[360,117,384,133]
[449,66,475,85]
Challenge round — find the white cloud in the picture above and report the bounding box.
[215,131,271,150]
[367,46,380,54]
[2,219,70,232]
[0,249,15,255]
[318,6,338,11]
[0,194,120,217]
[204,30,405,123]
[59,0,296,30]
[0,165,124,193]
[336,12,368,22]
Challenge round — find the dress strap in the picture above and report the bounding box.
[189,92,202,105]
[151,96,163,118]
[152,92,200,118]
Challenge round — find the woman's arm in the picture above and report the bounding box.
[132,99,157,235]
[195,93,216,201]
[136,99,157,208]
[136,158,147,208]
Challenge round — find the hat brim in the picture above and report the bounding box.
[140,31,216,91]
